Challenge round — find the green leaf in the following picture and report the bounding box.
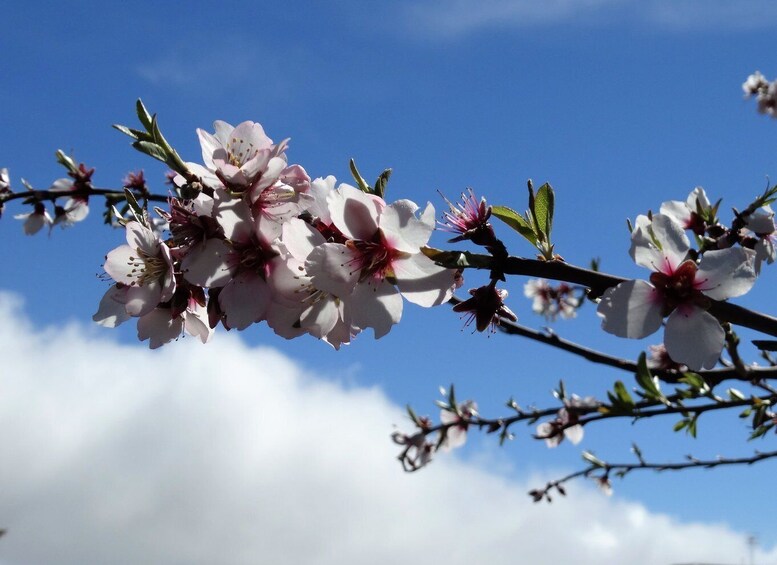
[112,124,147,141]
[613,381,634,407]
[406,405,420,426]
[373,168,392,198]
[673,419,688,432]
[727,388,746,401]
[635,353,664,401]
[533,182,554,239]
[491,205,537,244]
[136,99,153,131]
[349,159,371,193]
[123,188,145,223]
[132,141,168,163]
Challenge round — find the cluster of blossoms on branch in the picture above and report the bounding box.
[92,119,457,348]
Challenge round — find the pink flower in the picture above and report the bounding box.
[49,177,89,228]
[440,400,478,450]
[103,221,176,317]
[438,188,494,244]
[597,214,756,370]
[305,183,456,338]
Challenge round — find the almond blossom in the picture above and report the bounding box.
[14,202,52,235]
[103,221,176,317]
[746,204,777,273]
[597,214,756,370]
[659,186,711,235]
[305,182,456,338]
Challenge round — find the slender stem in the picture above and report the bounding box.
[1,186,169,205]
[449,295,777,384]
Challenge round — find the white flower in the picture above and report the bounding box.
[14,202,52,235]
[305,183,456,338]
[659,186,710,234]
[597,214,756,370]
[103,221,176,317]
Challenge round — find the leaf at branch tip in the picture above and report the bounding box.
[534,182,555,240]
[112,124,147,141]
[673,419,688,432]
[136,99,153,131]
[491,205,537,245]
[373,168,392,198]
[123,188,145,224]
[727,388,746,401]
[613,381,634,406]
[349,159,371,193]
[582,451,606,468]
[132,141,168,163]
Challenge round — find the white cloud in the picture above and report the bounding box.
[404,0,777,37]
[0,290,772,564]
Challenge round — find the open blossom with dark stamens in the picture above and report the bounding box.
[597,214,756,370]
[102,221,176,317]
[305,182,455,338]
[438,188,494,244]
[453,284,516,332]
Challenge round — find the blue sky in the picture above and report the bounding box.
[3,1,777,562]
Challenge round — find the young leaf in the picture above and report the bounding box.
[491,205,537,244]
[373,168,392,198]
[349,159,371,193]
[132,141,168,164]
[534,182,555,239]
[136,99,153,131]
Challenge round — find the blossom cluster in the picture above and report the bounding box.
[743,71,777,118]
[92,120,457,348]
[597,187,760,371]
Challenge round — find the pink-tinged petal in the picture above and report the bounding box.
[219,272,271,330]
[280,164,311,194]
[380,200,434,252]
[125,280,162,317]
[104,244,137,282]
[49,178,73,192]
[63,198,89,223]
[328,183,381,241]
[137,308,184,349]
[181,239,235,288]
[198,122,231,168]
[268,257,309,304]
[755,237,776,274]
[322,314,358,350]
[306,243,360,298]
[695,248,756,300]
[597,280,664,339]
[93,285,130,328]
[393,254,455,307]
[349,279,403,339]
[536,422,562,448]
[664,306,724,371]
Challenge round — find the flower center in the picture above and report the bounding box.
[129,248,167,287]
[346,234,400,282]
[649,259,708,313]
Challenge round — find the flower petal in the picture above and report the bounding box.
[393,254,455,307]
[597,280,664,339]
[349,279,403,339]
[218,272,271,330]
[664,305,724,371]
[695,248,756,300]
[306,243,360,298]
[379,200,434,252]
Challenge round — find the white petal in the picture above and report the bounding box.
[564,424,584,445]
[597,280,664,339]
[306,243,360,298]
[658,200,690,227]
[695,248,756,300]
[349,279,403,339]
[181,239,235,288]
[379,200,433,253]
[328,183,381,241]
[664,306,725,371]
[104,245,137,283]
[393,254,455,307]
[137,309,183,349]
[92,285,130,328]
[686,186,710,211]
[282,218,324,260]
[219,272,271,330]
